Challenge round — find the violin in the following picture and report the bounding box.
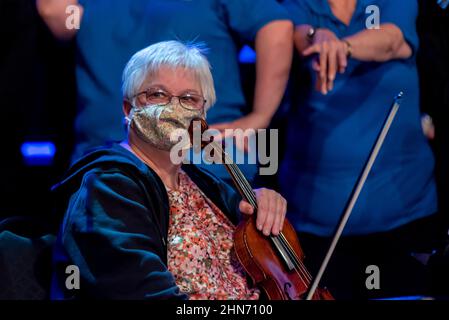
[188,119,334,300]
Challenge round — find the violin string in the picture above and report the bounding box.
[212,141,257,206]
[211,141,312,284]
[227,162,257,207]
[277,233,312,281]
[211,142,309,277]
[273,235,311,284]
[215,143,255,202]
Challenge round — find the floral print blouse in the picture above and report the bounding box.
[166,170,259,300]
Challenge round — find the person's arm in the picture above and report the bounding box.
[36,0,83,40]
[343,23,412,62]
[299,24,412,94]
[210,20,293,149]
[251,20,294,128]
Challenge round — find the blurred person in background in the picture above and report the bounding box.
[36,0,293,186]
[280,0,442,299]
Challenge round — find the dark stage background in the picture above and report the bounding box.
[0,0,448,298]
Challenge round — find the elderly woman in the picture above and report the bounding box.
[280,0,440,298]
[50,41,287,300]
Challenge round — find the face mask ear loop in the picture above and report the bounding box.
[124,97,138,129]
[124,115,132,130]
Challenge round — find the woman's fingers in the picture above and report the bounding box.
[312,59,321,72]
[327,43,338,92]
[239,200,254,215]
[271,195,284,236]
[254,189,269,232]
[302,42,329,91]
[306,40,349,94]
[302,43,320,57]
[262,197,276,236]
[319,42,328,95]
[254,189,287,236]
[280,197,287,233]
[337,42,348,74]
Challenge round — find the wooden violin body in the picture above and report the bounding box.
[234,215,333,300]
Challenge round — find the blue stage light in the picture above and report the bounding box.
[375,296,433,300]
[239,45,256,64]
[21,141,56,166]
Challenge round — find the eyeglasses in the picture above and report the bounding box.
[133,88,206,111]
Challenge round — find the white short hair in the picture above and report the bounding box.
[122,40,216,111]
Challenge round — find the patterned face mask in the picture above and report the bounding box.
[127,101,204,151]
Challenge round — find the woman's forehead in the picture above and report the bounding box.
[142,66,202,93]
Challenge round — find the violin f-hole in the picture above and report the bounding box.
[284,282,293,300]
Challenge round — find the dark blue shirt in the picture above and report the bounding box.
[74,0,289,182]
[280,0,437,235]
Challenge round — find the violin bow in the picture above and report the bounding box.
[306,92,404,300]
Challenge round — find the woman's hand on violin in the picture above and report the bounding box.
[239,188,287,236]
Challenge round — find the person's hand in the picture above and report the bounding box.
[421,114,435,140]
[239,188,287,236]
[36,0,83,40]
[209,112,271,152]
[302,29,349,95]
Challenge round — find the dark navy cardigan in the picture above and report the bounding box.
[50,143,241,299]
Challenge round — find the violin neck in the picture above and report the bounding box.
[211,143,310,276]
[210,141,258,209]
